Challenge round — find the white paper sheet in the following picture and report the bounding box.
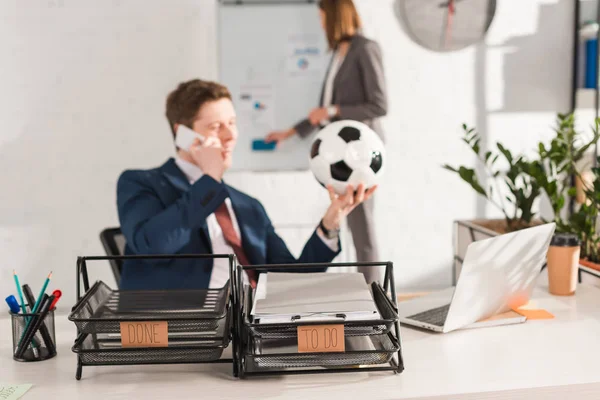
[252,272,380,324]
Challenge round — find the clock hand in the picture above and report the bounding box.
[439,0,456,50]
[445,0,456,49]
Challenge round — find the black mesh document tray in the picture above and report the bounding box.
[233,261,405,377]
[71,254,238,380]
[244,331,400,369]
[72,310,232,366]
[243,281,398,339]
[69,281,230,335]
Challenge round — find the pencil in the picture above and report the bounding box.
[31,271,52,313]
[12,270,26,313]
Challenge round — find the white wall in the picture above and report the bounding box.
[0,0,578,303]
[0,0,219,303]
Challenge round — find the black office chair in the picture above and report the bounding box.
[99,227,127,287]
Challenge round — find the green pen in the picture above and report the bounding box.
[31,271,52,313]
[13,270,41,358]
[12,270,26,314]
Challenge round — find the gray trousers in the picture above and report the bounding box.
[346,196,382,284]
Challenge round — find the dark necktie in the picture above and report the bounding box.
[214,203,258,288]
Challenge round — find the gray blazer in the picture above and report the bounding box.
[293,34,387,141]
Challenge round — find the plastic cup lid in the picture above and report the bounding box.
[551,233,580,247]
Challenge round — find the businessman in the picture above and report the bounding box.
[116,79,377,290]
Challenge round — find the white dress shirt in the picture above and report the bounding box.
[174,158,338,288]
[321,49,346,125]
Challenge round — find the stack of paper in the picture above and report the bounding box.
[251,272,381,324]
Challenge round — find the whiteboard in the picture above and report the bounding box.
[218,1,329,171]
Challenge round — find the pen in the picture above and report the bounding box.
[12,270,26,314]
[15,294,54,359]
[17,285,43,358]
[17,271,53,357]
[22,285,54,355]
[31,271,52,313]
[5,295,21,314]
[49,290,61,310]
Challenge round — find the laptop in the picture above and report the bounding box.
[399,222,556,333]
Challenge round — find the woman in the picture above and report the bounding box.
[266,0,387,283]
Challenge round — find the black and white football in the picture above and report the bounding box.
[309,120,385,195]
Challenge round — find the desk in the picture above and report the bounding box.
[2,283,600,400]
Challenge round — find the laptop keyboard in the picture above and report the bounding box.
[407,304,451,327]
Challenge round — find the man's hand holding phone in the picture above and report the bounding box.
[190,137,226,182]
[176,124,226,182]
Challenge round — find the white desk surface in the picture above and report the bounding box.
[2,283,600,400]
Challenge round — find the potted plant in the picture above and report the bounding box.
[444,124,544,280]
[527,114,599,230]
[567,159,600,271]
[445,114,600,281]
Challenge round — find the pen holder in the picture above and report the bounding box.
[11,308,57,362]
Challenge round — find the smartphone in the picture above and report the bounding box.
[175,125,205,150]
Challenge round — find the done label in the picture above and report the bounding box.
[120,321,168,348]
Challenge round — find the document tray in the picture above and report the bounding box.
[69,281,230,335]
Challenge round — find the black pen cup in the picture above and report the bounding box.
[10,307,57,362]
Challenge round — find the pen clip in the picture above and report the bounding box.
[291,313,347,321]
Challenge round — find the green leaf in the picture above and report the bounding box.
[472,138,481,154]
[457,167,486,196]
[497,143,513,163]
[442,164,458,172]
[538,143,546,155]
[485,151,492,163]
[556,196,565,211]
[567,187,578,197]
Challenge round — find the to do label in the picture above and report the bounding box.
[297,324,345,353]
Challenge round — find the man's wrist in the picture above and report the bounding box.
[319,218,340,239]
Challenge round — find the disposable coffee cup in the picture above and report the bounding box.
[547,233,580,296]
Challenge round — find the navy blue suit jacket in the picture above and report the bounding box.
[116,158,339,290]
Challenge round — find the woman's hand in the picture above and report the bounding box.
[308,107,333,125]
[265,128,296,146]
[321,183,377,231]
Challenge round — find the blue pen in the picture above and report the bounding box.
[7,294,41,355]
[5,295,21,314]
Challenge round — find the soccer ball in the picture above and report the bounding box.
[309,120,385,195]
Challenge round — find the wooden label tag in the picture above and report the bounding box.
[297,324,345,353]
[120,321,168,348]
